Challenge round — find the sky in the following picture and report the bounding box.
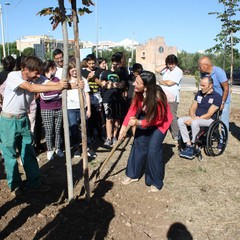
[2,0,240,53]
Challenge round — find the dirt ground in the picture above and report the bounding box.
[0,91,240,240]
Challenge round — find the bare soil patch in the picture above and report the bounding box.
[0,91,240,240]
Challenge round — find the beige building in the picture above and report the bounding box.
[16,35,75,58]
[16,35,55,53]
[136,36,177,72]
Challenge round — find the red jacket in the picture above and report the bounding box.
[123,95,173,134]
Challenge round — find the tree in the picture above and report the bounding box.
[22,47,35,56]
[208,0,240,85]
[38,0,95,202]
[99,47,134,69]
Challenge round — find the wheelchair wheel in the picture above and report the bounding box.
[205,120,228,156]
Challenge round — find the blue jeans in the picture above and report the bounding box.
[68,109,81,146]
[126,127,166,189]
[68,109,88,147]
[220,102,230,130]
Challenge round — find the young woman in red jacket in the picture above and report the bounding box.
[119,71,173,192]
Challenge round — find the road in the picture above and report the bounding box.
[159,75,240,94]
[180,76,197,91]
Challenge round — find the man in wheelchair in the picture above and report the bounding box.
[178,77,222,160]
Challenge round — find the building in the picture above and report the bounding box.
[16,35,141,60]
[15,35,177,70]
[136,36,177,72]
[16,35,75,59]
[82,38,140,52]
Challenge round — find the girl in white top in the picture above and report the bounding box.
[67,59,91,156]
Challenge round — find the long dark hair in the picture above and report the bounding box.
[133,71,167,122]
[43,60,56,75]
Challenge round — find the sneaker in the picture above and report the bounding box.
[47,150,54,161]
[179,145,195,160]
[26,184,51,193]
[148,185,160,193]
[87,148,97,158]
[104,138,112,147]
[56,149,64,157]
[122,177,139,185]
[74,149,81,157]
[112,137,118,145]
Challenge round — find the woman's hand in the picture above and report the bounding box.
[118,125,127,140]
[128,117,139,127]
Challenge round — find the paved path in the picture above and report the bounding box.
[157,74,240,94]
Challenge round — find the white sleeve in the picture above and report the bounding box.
[169,67,183,84]
[83,77,90,93]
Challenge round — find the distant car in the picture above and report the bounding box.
[226,69,240,85]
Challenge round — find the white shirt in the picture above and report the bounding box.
[2,71,45,114]
[67,77,90,109]
[55,67,63,80]
[161,66,183,102]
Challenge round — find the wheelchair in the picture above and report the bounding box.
[178,119,228,161]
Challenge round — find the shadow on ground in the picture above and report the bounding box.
[32,180,114,240]
[229,121,240,141]
[167,222,193,240]
[0,155,82,239]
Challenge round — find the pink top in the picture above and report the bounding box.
[122,95,173,134]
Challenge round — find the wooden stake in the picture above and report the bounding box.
[93,125,131,185]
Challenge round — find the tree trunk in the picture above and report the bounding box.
[59,0,74,202]
[71,0,90,201]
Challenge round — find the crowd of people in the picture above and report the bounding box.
[0,51,230,195]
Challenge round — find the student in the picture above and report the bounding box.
[67,58,96,158]
[0,55,16,85]
[81,54,103,143]
[53,48,64,80]
[119,71,173,192]
[97,57,108,72]
[0,56,68,196]
[40,60,64,161]
[0,56,16,112]
[125,63,143,111]
[100,53,128,146]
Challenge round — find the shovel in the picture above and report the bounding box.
[92,125,131,186]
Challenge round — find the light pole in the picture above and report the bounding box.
[99,26,102,57]
[0,4,6,58]
[95,0,98,58]
[5,2,10,56]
